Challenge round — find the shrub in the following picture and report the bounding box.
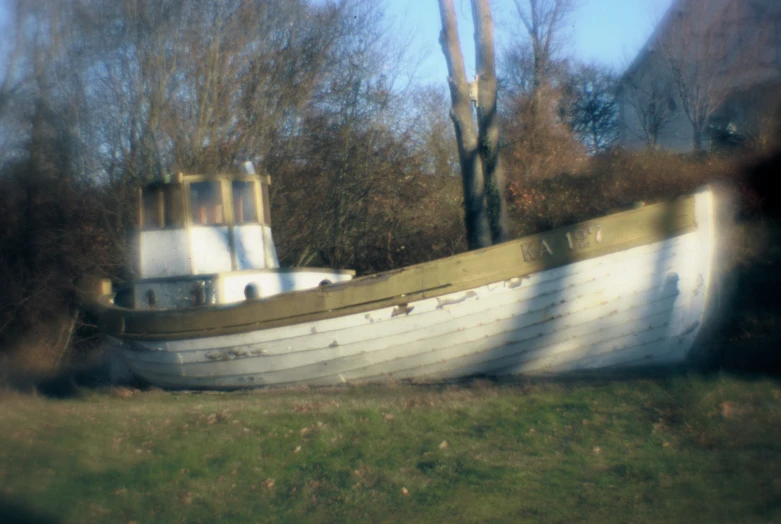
[504,148,758,238]
[0,162,123,380]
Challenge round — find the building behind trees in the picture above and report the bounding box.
[616,0,781,152]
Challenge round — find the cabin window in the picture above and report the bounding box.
[141,189,162,229]
[163,185,184,227]
[260,182,272,225]
[190,181,224,226]
[232,181,258,224]
[140,185,184,229]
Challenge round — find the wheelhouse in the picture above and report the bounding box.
[134,168,279,284]
[125,164,353,310]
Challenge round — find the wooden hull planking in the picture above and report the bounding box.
[98,188,720,389]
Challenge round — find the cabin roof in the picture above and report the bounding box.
[142,171,271,191]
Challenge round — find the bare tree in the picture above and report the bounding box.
[438,0,490,249]
[658,0,779,151]
[0,1,25,121]
[0,0,33,170]
[499,45,535,102]
[563,63,619,154]
[499,0,582,182]
[472,0,507,243]
[438,0,509,249]
[0,0,123,364]
[512,0,576,112]
[271,0,421,271]
[621,72,678,150]
[408,86,459,177]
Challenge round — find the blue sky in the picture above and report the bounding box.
[0,0,674,85]
[386,0,674,84]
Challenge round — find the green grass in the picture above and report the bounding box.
[2,375,781,523]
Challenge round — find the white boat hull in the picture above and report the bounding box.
[104,189,722,389]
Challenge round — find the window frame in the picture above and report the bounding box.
[231,180,261,225]
[138,183,185,231]
[187,180,226,227]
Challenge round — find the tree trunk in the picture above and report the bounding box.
[472,0,508,244]
[691,126,703,153]
[438,0,491,249]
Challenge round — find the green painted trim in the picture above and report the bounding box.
[132,267,356,286]
[92,194,697,340]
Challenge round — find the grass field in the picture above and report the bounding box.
[2,375,781,523]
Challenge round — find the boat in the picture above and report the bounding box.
[80,163,728,389]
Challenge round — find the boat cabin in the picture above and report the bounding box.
[129,164,352,310]
[136,167,278,278]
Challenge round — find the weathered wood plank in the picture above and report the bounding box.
[99,195,696,339]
